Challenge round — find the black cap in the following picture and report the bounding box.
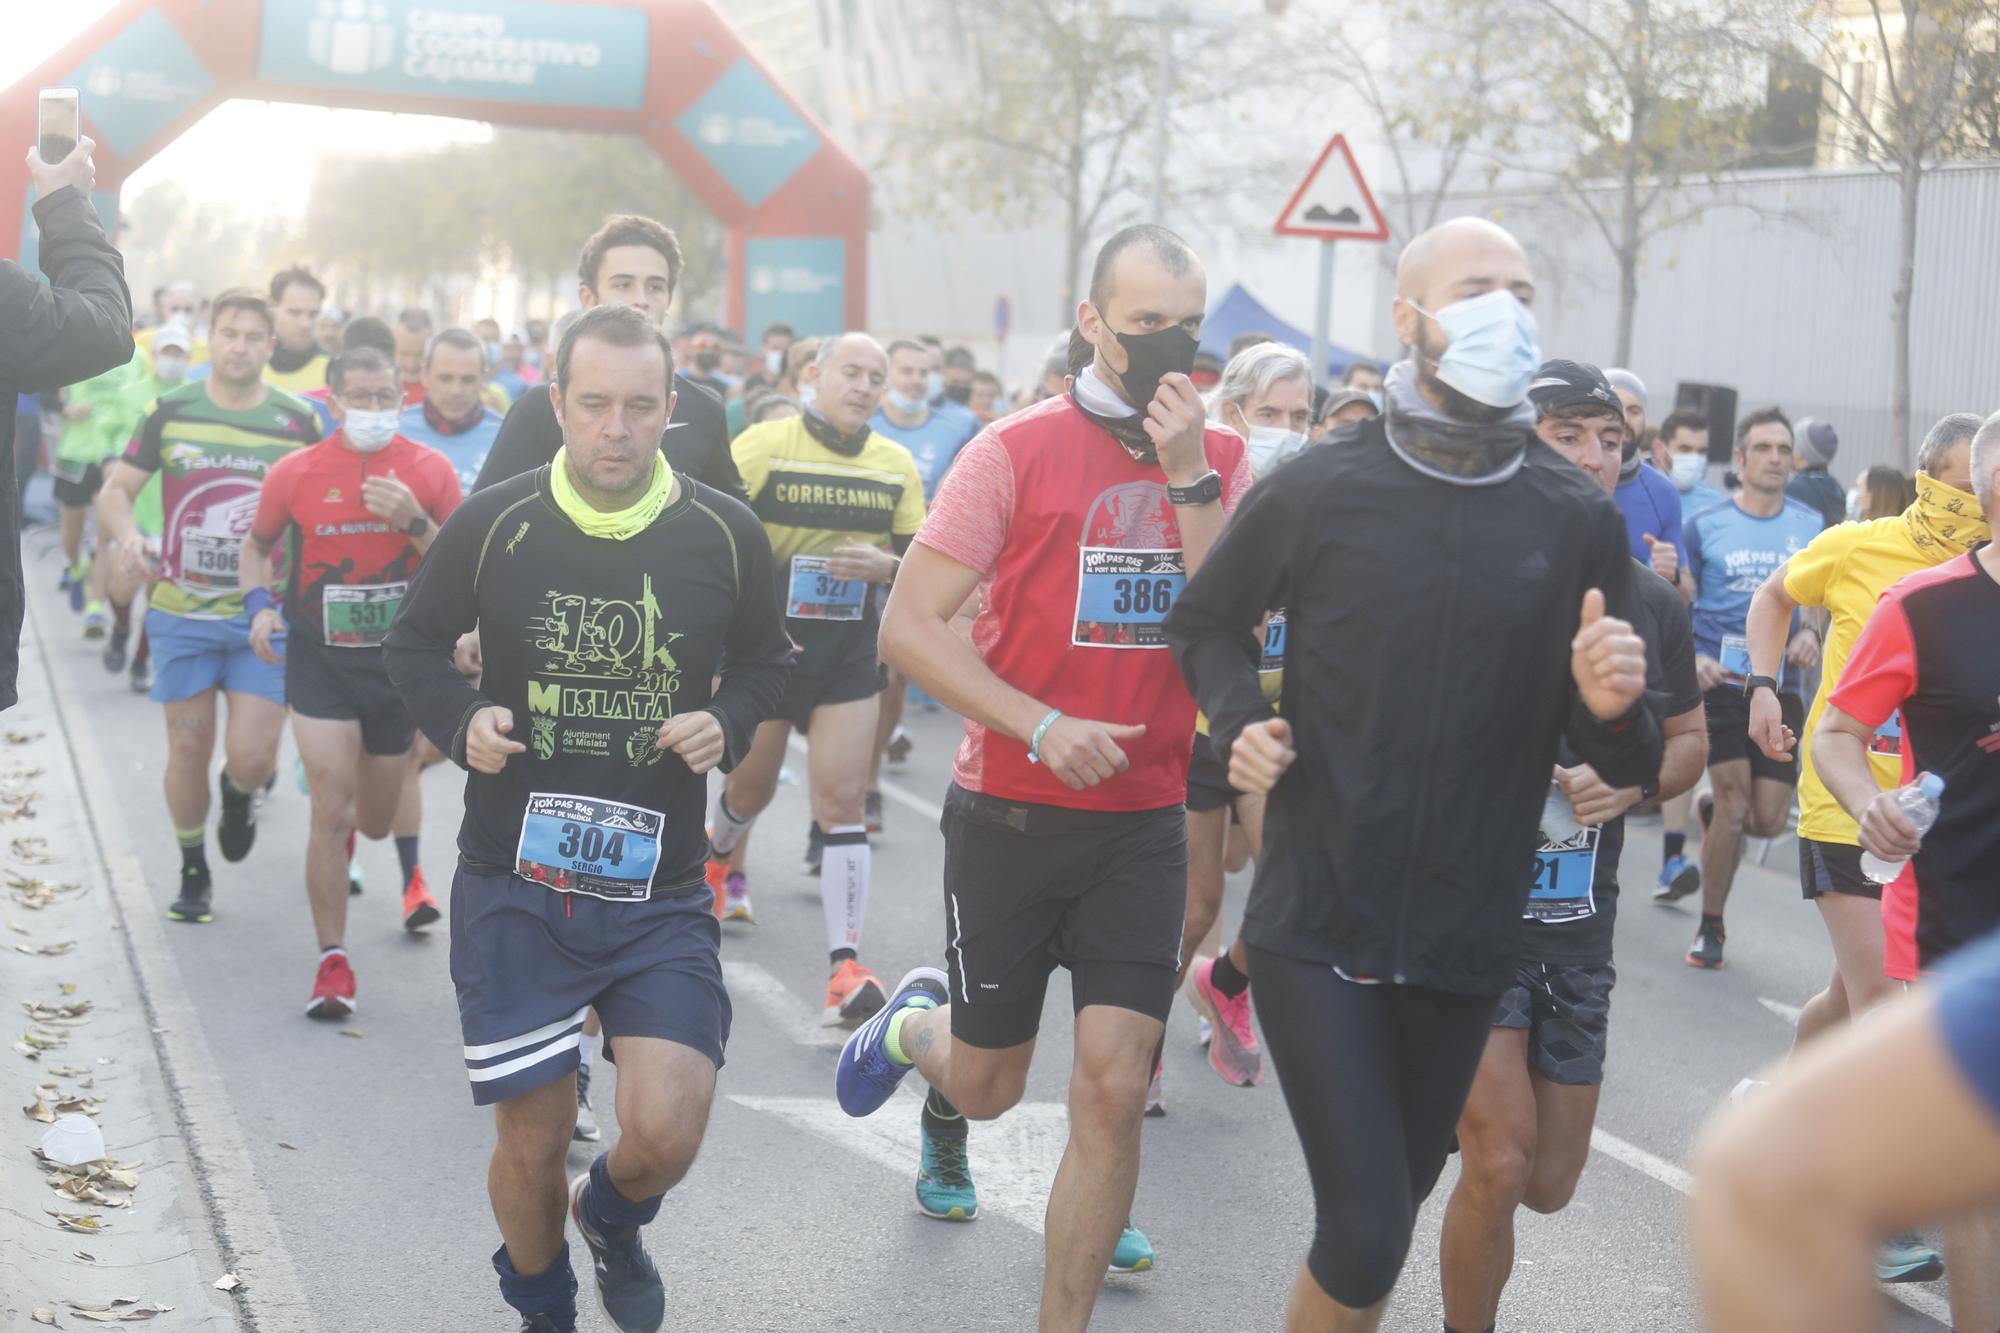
[1528,359,1622,419]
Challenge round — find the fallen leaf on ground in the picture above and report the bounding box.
[276,1140,297,1150]
[73,1251,95,1261]
[16,941,76,957]
[11,837,56,863]
[213,1273,242,1293]
[31,1308,55,1325]
[7,730,44,743]
[339,1028,363,1039]
[24,1095,53,1122]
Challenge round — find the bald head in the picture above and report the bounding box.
[812,331,889,435]
[1395,217,1533,307]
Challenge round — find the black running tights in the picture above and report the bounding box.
[1250,946,1498,1310]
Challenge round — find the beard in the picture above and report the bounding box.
[1414,329,1513,426]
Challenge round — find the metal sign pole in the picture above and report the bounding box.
[1311,238,1335,383]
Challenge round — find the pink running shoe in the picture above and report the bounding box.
[1187,955,1263,1086]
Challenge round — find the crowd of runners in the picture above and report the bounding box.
[21,145,2000,1333]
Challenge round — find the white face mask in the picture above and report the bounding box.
[765,349,784,375]
[798,384,817,410]
[343,408,399,452]
[884,388,926,415]
[154,354,188,383]
[926,371,945,401]
[1245,425,1308,478]
[1669,451,1705,491]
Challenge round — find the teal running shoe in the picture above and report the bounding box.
[1875,1232,1943,1283]
[1108,1220,1154,1274]
[916,1122,978,1221]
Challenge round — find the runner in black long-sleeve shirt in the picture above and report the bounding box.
[1163,218,1661,1332]
[0,138,136,710]
[383,306,789,1333]
[470,213,743,501]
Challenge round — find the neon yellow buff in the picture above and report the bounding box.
[548,446,672,540]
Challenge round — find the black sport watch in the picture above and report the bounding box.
[1167,470,1222,507]
[405,513,431,538]
[1742,673,1779,702]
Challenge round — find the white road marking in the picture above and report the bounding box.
[721,960,845,1048]
[731,1091,1072,1234]
[1591,1128,1951,1325]
[1758,996,1804,1025]
[785,733,945,822]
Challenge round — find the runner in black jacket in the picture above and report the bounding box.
[0,140,135,710]
[1164,218,1660,1329]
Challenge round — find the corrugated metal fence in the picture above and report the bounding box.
[1379,161,2000,478]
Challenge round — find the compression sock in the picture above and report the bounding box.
[577,1030,598,1076]
[1700,913,1725,936]
[707,787,754,856]
[885,1002,937,1067]
[1663,830,1686,861]
[821,825,870,958]
[492,1241,577,1328]
[395,835,420,884]
[923,1087,966,1140]
[584,1152,662,1233]
[176,827,207,878]
[1210,950,1251,998]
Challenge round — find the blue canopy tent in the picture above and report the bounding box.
[1199,283,1372,381]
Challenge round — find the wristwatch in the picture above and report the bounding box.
[405,514,431,538]
[1742,673,1779,702]
[1166,470,1222,507]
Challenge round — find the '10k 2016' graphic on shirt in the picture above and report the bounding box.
[523,571,686,768]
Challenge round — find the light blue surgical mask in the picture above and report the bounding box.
[1669,451,1706,491]
[1408,289,1540,409]
[884,388,926,415]
[926,371,945,401]
[1366,388,1384,412]
[1244,425,1308,478]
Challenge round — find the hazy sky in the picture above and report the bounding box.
[4,4,485,214]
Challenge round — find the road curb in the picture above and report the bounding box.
[28,589,321,1333]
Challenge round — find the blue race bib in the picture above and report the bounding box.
[1719,633,1751,680]
[514,793,663,902]
[1526,787,1600,924]
[1072,547,1185,649]
[786,554,867,621]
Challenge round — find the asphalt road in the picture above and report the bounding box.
[21,523,1950,1332]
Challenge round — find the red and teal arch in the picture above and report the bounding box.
[0,0,868,335]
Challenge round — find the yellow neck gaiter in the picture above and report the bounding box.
[549,447,672,540]
[1904,471,1990,560]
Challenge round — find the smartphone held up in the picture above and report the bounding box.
[37,88,79,165]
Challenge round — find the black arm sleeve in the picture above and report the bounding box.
[666,375,746,503]
[471,387,558,493]
[1564,507,1663,790]
[702,507,793,771]
[1164,474,1299,763]
[0,187,135,392]
[383,504,494,768]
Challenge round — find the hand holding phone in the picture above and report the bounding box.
[28,89,94,199]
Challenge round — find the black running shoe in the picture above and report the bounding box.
[168,868,213,924]
[1686,922,1726,970]
[573,1064,602,1143]
[569,1173,664,1333]
[101,629,128,674]
[864,791,884,835]
[217,772,258,863]
[518,1316,571,1332]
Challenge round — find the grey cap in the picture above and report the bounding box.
[1318,387,1379,422]
[1795,416,1838,467]
[1604,367,1647,414]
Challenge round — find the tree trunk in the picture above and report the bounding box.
[1891,155,1920,469]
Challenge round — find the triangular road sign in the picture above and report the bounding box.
[1274,133,1390,241]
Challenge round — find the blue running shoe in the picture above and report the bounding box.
[837,966,947,1117]
[1876,1232,1944,1283]
[916,1122,978,1220]
[1653,853,1700,903]
[1109,1220,1154,1273]
[568,1173,664,1332]
[67,567,86,613]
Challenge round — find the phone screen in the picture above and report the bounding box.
[37,88,80,164]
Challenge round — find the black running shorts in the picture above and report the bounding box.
[1799,836,1880,902]
[1492,960,1616,1086]
[285,633,417,756]
[1705,685,1804,784]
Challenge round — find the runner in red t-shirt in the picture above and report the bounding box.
[239,347,461,1018]
[831,225,1250,1314]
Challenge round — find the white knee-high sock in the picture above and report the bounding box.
[821,824,869,959]
[707,784,755,856]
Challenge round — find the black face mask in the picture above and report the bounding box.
[1099,315,1198,413]
[943,382,972,405]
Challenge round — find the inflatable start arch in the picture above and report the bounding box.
[0,0,869,334]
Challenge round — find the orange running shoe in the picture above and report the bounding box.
[822,958,887,1028]
[401,867,441,932]
[704,851,729,920]
[306,951,356,1019]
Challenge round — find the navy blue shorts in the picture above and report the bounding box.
[1937,928,2000,1124]
[449,864,730,1106]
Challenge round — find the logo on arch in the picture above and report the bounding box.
[675,59,822,208]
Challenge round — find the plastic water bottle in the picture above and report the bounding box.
[1860,772,1946,884]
